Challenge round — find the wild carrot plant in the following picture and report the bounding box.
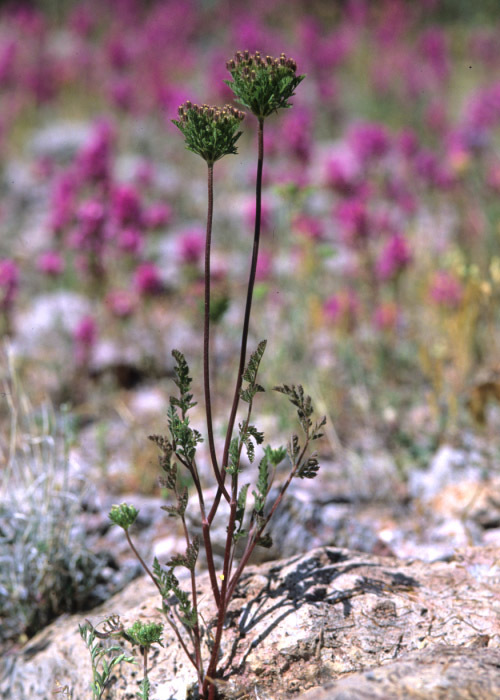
[105,52,325,700]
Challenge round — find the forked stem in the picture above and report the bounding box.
[202,117,265,700]
[208,117,265,526]
[204,163,231,505]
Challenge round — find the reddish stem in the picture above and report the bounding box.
[204,163,231,504]
[208,117,265,527]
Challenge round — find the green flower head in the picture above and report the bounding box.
[225,51,304,120]
[173,102,245,165]
[109,503,139,530]
[127,620,164,648]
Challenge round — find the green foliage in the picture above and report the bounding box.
[252,454,270,515]
[274,384,314,434]
[171,350,197,417]
[240,423,264,463]
[149,352,201,522]
[297,454,320,479]
[233,484,249,543]
[152,558,198,629]
[79,621,135,700]
[168,536,200,572]
[256,533,273,548]
[264,444,287,467]
[226,436,241,475]
[109,503,139,530]
[288,434,301,462]
[152,557,176,599]
[240,340,267,403]
[160,486,188,518]
[126,620,164,648]
[209,296,230,323]
[167,404,203,464]
[137,677,151,700]
[274,385,326,442]
[88,48,319,700]
[0,369,107,647]
[173,102,245,165]
[226,51,304,119]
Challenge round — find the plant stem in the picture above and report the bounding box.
[125,530,161,595]
[209,117,265,526]
[204,163,231,505]
[180,515,204,687]
[124,530,197,671]
[202,117,265,699]
[143,647,148,690]
[225,440,309,605]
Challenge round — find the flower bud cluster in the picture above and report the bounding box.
[173,101,245,165]
[226,51,298,78]
[177,101,244,125]
[225,50,304,119]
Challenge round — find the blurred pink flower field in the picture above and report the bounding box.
[2,0,500,658]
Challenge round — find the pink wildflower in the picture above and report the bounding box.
[49,171,78,234]
[376,234,411,280]
[325,149,363,196]
[77,121,114,183]
[106,289,136,318]
[323,289,359,329]
[348,122,390,163]
[111,184,143,228]
[0,258,18,309]
[37,251,64,277]
[282,107,313,162]
[373,301,399,332]
[144,203,172,230]
[398,128,419,159]
[243,196,272,233]
[134,262,163,296]
[336,198,370,244]
[135,160,155,186]
[117,228,143,254]
[71,199,106,249]
[256,250,272,281]
[109,77,134,111]
[293,215,324,241]
[177,229,205,265]
[429,271,463,309]
[74,315,97,364]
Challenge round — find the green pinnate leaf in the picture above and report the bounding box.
[168,536,199,571]
[170,350,197,416]
[137,677,151,700]
[226,437,241,475]
[287,434,301,462]
[274,384,314,435]
[243,434,255,463]
[240,341,267,403]
[312,416,327,441]
[256,533,273,548]
[152,558,175,599]
[297,455,320,479]
[246,424,264,445]
[167,405,203,464]
[242,340,267,384]
[233,483,249,543]
[252,454,269,514]
[264,444,287,466]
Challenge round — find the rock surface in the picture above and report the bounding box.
[2,545,499,700]
[297,645,500,699]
